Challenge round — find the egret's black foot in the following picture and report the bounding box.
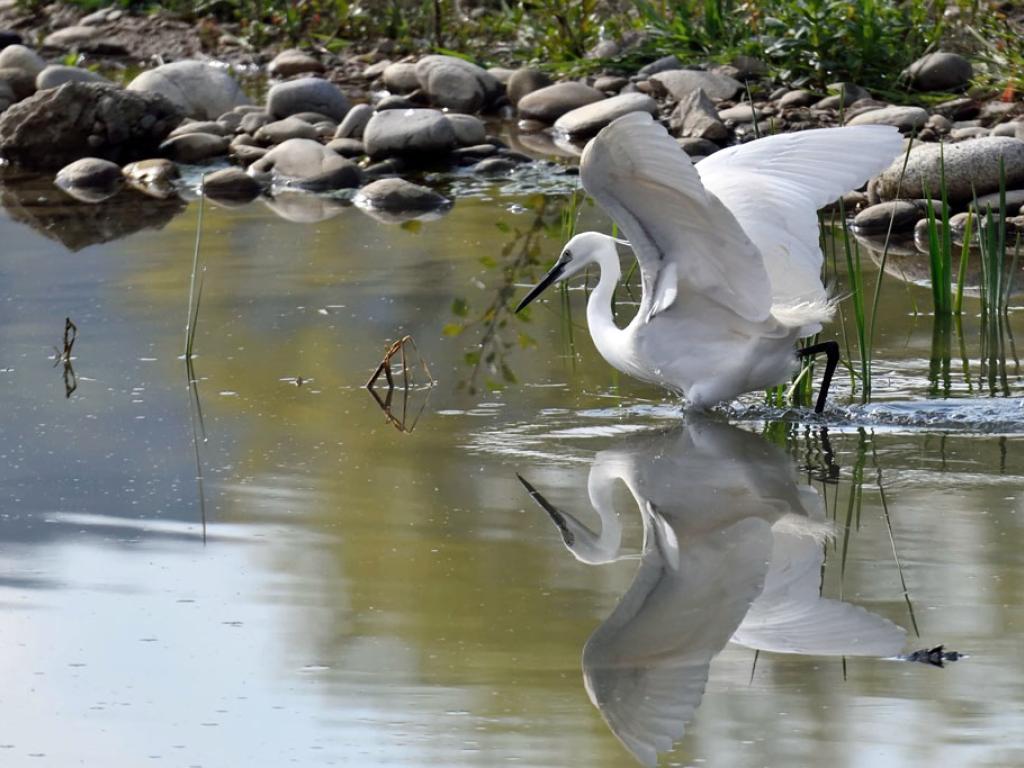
[796,340,840,414]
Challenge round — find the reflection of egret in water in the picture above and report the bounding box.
[520,418,906,766]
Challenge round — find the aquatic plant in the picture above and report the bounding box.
[184,182,206,360]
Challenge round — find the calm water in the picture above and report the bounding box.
[1,171,1023,767]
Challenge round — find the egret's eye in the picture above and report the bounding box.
[562,250,573,262]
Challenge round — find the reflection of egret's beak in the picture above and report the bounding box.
[516,473,575,546]
[515,261,566,313]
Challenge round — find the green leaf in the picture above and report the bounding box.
[442,323,463,336]
[400,220,422,233]
[495,221,511,233]
[451,298,470,317]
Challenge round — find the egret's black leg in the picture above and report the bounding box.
[797,340,840,414]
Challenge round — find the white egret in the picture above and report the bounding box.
[516,113,904,412]
[519,419,906,766]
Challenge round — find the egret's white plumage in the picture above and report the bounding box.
[522,420,906,766]
[516,112,903,409]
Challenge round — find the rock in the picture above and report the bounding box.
[717,103,765,123]
[872,137,1024,204]
[517,82,604,123]
[362,59,391,81]
[815,82,871,109]
[852,200,924,234]
[730,55,767,79]
[247,138,363,190]
[0,82,183,169]
[36,64,110,91]
[415,54,500,113]
[847,105,929,132]
[926,114,953,133]
[268,49,324,78]
[159,132,229,163]
[670,88,728,141]
[229,143,267,165]
[255,116,319,144]
[993,122,1024,140]
[677,137,720,156]
[122,157,179,198]
[594,75,628,93]
[650,69,742,102]
[637,55,682,78]
[375,95,418,111]
[950,126,991,141]
[267,76,349,121]
[0,31,22,49]
[487,67,515,85]
[778,89,820,108]
[289,111,332,124]
[471,156,519,173]
[452,143,496,161]
[168,120,228,138]
[0,66,35,100]
[326,137,364,157]
[54,156,122,202]
[239,110,270,134]
[554,92,658,137]
[128,61,249,120]
[970,189,1024,212]
[0,44,44,79]
[335,103,373,139]
[42,25,103,49]
[202,166,262,202]
[445,113,486,145]
[382,62,421,93]
[362,108,457,159]
[507,67,552,105]
[355,177,449,211]
[263,190,347,223]
[904,52,973,92]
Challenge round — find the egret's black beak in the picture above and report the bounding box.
[515,260,566,313]
[516,473,575,546]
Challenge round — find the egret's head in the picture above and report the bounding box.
[514,232,619,313]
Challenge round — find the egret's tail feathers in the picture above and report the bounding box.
[771,295,838,332]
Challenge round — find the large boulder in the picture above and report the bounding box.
[903,52,973,92]
[554,93,658,137]
[247,138,363,191]
[872,137,1024,204]
[128,61,250,120]
[649,69,742,102]
[0,82,183,169]
[415,54,501,113]
[362,108,458,159]
[517,82,604,123]
[267,77,349,121]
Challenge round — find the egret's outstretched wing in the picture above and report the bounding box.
[581,111,772,323]
[696,126,903,309]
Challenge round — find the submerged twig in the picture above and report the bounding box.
[53,317,78,398]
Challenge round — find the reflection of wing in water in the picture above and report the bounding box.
[732,518,906,656]
[583,515,772,767]
[525,417,906,767]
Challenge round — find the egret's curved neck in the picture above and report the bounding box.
[586,243,623,342]
[585,465,625,562]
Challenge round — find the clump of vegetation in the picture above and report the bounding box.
[30,0,1021,93]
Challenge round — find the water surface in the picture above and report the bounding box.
[1,176,1023,766]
